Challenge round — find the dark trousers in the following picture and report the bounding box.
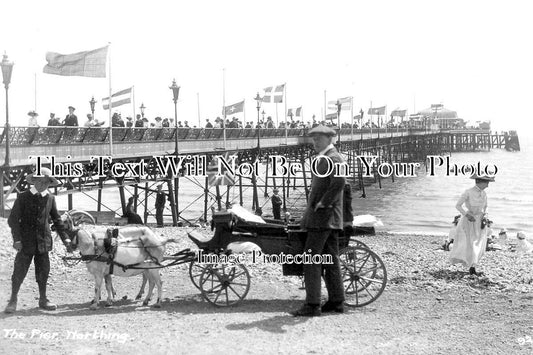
[273,207,281,220]
[303,230,345,305]
[156,207,164,226]
[11,251,50,299]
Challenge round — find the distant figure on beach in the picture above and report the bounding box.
[449,174,494,276]
[124,196,143,225]
[205,119,213,128]
[155,185,166,228]
[271,188,282,219]
[27,111,39,127]
[64,106,78,126]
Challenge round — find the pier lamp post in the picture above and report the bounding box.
[359,109,364,141]
[254,92,262,151]
[89,96,96,122]
[170,79,180,154]
[140,103,146,118]
[1,53,14,166]
[169,79,180,227]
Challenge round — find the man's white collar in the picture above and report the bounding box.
[30,187,48,197]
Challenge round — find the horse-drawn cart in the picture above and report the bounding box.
[62,208,387,308]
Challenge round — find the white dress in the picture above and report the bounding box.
[449,186,488,268]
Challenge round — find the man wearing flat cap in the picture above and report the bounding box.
[5,168,73,314]
[291,125,345,317]
[64,106,78,126]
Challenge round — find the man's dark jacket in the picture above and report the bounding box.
[300,146,345,230]
[8,190,67,254]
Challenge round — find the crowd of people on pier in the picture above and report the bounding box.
[26,106,416,131]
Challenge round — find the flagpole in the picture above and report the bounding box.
[222,68,226,150]
[323,90,326,121]
[108,43,113,155]
[197,92,201,128]
[350,97,354,141]
[34,73,37,111]
[370,100,373,139]
[284,82,287,145]
[132,85,136,123]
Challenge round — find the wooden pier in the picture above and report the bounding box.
[0,126,520,224]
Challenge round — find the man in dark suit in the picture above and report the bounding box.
[291,125,346,317]
[271,188,282,219]
[5,168,72,313]
[64,106,78,126]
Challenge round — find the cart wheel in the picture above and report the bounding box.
[68,210,96,226]
[350,238,369,250]
[199,263,250,307]
[339,246,387,307]
[189,260,208,290]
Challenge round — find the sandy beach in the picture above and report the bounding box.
[0,220,532,354]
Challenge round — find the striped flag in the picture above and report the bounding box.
[207,153,236,186]
[102,87,132,110]
[391,109,407,117]
[328,97,352,111]
[325,113,337,121]
[223,100,244,115]
[368,106,386,115]
[263,84,284,103]
[287,107,302,117]
[43,46,108,78]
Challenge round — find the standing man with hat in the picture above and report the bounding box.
[64,106,78,126]
[271,188,282,220]
[449,174,495,276]
[155,184,166,228]
[5,168,73,313]
[291,125,345,317]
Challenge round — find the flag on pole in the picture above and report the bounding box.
[207,153,236,186]
[43,46,108,78]
[102,87,133,110]
[287,107,302,117]
[390,109,407,117]
[263,84,285,103]
[327,97,352,111]
[368,106,386,115]
[223,100,244,115]
[325,113,337,121]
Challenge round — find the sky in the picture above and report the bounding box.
[0,0,532,132]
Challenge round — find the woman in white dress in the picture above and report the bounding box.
[449,174,495,276]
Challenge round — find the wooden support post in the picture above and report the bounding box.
[239,175,243,206]
[143,182,149,224]
[216,185,222,211]
[174,176,180,223]
[0,168,4,218]
[167,179,178,226]
[204,176,209,221]
[264,156,269,197]
[301,155,309,203]
[97,178,103,212]
[118,183,126,216]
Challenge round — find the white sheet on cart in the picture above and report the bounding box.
[229,205,266,224]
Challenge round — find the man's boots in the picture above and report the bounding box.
[4,279,22,314]
[38,282,57,311]
[4,297,17,314]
